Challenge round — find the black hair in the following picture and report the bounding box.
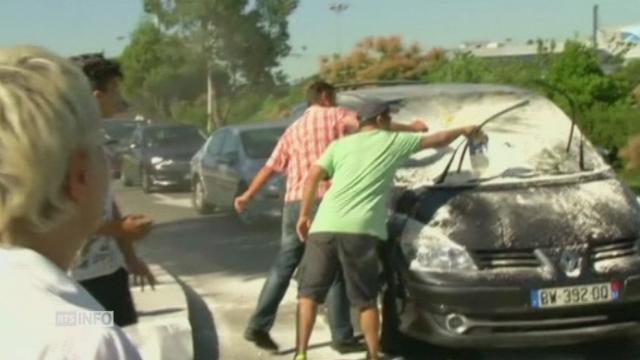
[70,53,122,92]
[306,80,335,105]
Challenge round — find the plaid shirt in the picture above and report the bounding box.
[266,105,359,202]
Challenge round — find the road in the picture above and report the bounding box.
[115,184,640,360]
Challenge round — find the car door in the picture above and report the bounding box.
[200,130,226,204]
[211,131,243,209]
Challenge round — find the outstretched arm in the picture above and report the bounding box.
[234,166,277,213]
[419,126,478,150]
[390,119,429,133]
[297,165,327,241]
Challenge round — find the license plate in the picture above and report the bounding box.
[531,282,620,309]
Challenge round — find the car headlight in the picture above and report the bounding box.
[150,156,164,165]
[401,219,477,272]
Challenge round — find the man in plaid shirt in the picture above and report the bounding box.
[234,81,427,353]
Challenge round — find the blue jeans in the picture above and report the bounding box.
[246,201,354,343]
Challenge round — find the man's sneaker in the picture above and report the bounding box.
[331,338,366,354]
[244,328,279,351]
[293,353,307,360]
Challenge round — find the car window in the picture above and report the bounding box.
[206,130,225,156]
[220,131,240,156]
[144,126,204,148]
[103,122,138,142]
[239,127,286,159]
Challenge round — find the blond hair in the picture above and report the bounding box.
[0,46,101,245]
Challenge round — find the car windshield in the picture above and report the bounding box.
[145,126,204,148]
[240,127,286,159]
[338,90,608,188]
[103,122,137,142]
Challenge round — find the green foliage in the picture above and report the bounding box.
[250,83,306,120]
[619,169,640,194]
[142,0,299,130]
[545,41,627,108]
[120,21,207,118]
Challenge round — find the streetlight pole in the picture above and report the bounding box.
[329,2,349,55]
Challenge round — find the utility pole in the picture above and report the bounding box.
[329,2,349,55]
[592,4,599,49]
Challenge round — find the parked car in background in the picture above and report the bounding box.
[317,83,640,352]
[190,121,287,223]
[121,124,205,193]
[103,120,140,178]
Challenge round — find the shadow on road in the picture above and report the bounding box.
[178,275,220,360]
[143,214,281,279]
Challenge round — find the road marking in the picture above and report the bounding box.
[151,193,192,209]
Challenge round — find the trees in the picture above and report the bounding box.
[120,21,207,120]
[142,0,299,131]
[319,36,445,84]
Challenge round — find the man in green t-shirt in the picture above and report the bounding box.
[294,98,478,360]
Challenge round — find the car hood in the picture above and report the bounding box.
[146,145,201,162]
[408,175,640,250]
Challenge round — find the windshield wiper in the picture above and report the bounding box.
[435,99,531,185]
[527,80,585,170]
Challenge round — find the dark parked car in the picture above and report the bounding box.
[103,120,140,178]
[325,84,640,351]
[121,124,205,193]
[190,121,287,223]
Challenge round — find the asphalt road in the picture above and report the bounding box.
[114,183,640,360]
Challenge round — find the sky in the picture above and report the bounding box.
[1,0,639,79]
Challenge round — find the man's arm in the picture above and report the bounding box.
[390,120,429,133]
[296,165,327,241]
[234,166,277,213]
[108,202,156,291]
[419,126,478,150]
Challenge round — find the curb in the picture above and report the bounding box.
[124,264,194,360]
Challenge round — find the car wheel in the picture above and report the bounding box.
[192,176,214,214]
[141,169,154,194]
[121,168,133,187]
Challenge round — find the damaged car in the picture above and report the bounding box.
[334,83,640,351]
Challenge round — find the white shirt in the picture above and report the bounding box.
[70,190,126,281]
[0,247,142,360]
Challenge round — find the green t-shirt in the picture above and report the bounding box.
[310,130,422,240]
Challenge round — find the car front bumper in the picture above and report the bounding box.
[398,273,640,348]
[149,161,191,187]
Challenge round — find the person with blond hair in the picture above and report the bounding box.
[0,46,141,359]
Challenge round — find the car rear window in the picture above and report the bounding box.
[240,127,286,159]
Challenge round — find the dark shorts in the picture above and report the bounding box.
[79,267,138,327]
[298,233,381,309]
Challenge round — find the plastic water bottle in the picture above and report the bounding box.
[469,130,489,175]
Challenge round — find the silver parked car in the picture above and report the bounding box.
[190,121,288,223]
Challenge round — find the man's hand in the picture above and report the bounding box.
[234,193,252,214]
[296,216,312,242]
[410,119,429,132]
[126,256,156,291]
[464,125,481,137]
[120,214,152,242]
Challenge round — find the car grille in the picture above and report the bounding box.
[591,238,639,262]
[473,249,541,270]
